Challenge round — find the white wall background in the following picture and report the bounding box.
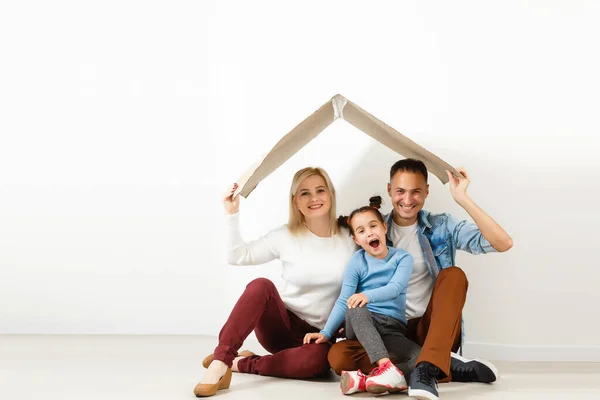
[1,0,599,361]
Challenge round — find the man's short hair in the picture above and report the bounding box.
[389,158,428,183]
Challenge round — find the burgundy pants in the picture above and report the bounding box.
[212,278,332,378]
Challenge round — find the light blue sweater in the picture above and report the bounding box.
[320,246,413,339]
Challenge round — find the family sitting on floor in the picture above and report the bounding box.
[194,158,513,400]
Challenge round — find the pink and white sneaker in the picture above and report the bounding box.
[340,370,367,395]
[365,360,408,394]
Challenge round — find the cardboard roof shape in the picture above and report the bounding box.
[234,94,458,198]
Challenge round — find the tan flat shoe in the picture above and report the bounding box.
[202,350,255,369]
[193,368,232,397]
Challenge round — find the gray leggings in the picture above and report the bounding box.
[345,306,421,379]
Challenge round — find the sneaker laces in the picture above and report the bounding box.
[369,361,392,377]
[356,369,367,391]
[415,364,439,388]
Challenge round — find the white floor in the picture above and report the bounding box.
[2,335,600,400]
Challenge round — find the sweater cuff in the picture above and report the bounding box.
[224,212,240,226]
[319,330,332,340]
[363,290,376,304]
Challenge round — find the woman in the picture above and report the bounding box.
[194,167,357,397]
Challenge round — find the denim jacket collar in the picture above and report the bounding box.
[417,210,432,232]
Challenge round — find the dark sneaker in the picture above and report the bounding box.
[408,362,439,400]
[450,353,499,383]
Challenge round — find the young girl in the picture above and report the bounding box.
[304,197,421,395]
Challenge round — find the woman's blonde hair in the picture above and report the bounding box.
[288,167,339,236]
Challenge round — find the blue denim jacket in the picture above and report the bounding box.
[383,209,497,347]
[384,210,497,280]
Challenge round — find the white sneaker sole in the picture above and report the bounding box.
[451,352,500,381]
[366,382,407,394]
[365,370,407,394]
[408,387,439,400]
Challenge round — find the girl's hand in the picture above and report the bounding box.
[223,183,240,215]
[303,332,327,344]
[347,293,369,308]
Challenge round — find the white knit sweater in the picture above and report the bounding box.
[225,213,357,329]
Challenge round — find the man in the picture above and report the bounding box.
[328,159,513,400]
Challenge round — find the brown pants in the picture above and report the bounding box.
[327,266,468,380]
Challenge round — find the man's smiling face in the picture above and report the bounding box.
[387,171,429,226]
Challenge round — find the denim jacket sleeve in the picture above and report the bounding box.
[445,213,497,255]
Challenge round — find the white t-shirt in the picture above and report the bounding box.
[225,213,357,329]
[389,220,434,320]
